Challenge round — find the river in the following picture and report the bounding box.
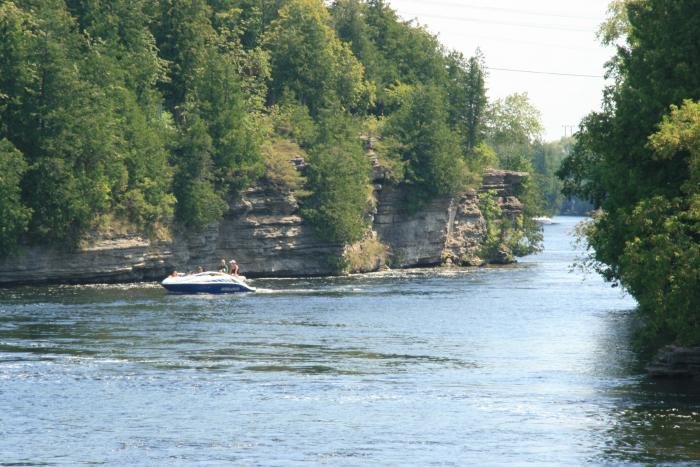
[1,216,699,464]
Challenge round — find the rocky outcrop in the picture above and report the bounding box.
[0,169,528,286]
[372,186,453,267]
[443,190,487,266]
[372,169,527,269]
[174,184,342,277]
[647,345,700,379]
[0,237,172,285]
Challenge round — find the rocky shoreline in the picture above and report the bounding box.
[647,345,700,379]
[0,169,527,286]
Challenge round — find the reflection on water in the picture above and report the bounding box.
[0,217,698,464]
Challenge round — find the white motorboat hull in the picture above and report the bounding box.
[161,272,255,294]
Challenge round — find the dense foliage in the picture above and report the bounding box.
[558,0,700,353]
[0,0,546,256]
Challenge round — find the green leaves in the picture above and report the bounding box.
[302,111,372,244]
[558,1,700,352]
[263,0,371,116]
[0,139,31,253]
[383,84,466,210]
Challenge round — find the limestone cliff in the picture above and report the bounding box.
[372,169,527,269]
[174,184,343,277]
[0,170,527,285]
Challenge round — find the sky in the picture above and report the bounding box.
[386,0,615,141]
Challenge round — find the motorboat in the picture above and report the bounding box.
[532,216,555,225]
[161,271,256,294]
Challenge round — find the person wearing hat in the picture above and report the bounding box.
[229,259,240,275]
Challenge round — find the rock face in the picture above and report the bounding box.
[372,169,527,268]
[372,186,453,267]
[647,345,700,379]
[174,184,342,277]
[0,238,172,285]
[0,170,527,285]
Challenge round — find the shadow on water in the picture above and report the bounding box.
[592,305,700,463]
[598,379,700,463]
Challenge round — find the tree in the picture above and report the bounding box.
[0,139,31,254]
[531,137,573,214]
[486,92,543,171]
[172,112,227,228]
[153,0,217,113]
[65,0,176,233]
[155,0,265,226]
[2,1,128,245]
[302,110,372,243]
[330,0,381,84]
[263,0,371,116]
[558,1,700,353]
[383,84,467,209]
[445,49,488,153]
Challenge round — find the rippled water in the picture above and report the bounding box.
[1,216,699,464]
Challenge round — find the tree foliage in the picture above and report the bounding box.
[263,0,371,116]
[0,0,543,263]
[383,84,466,209]
[558,0,700,352]
[0,139,31,253]
[302,111,372,243]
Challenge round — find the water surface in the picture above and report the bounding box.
[1,217,699,464]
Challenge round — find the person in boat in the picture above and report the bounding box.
[228,259,240,275]
[196,266,204,273]
[218,259,229,273]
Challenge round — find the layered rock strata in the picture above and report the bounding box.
[0,170,526,285]
[647,345,700,379]
[373,169,527,269]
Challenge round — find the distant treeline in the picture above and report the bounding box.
[0,0,563,256]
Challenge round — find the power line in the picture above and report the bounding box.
[449,31,604,52]
[393,0,601,22]
[487,66,603,78]
[402,11,593,33]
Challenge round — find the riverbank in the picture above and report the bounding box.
[0,170,529,287]
[5,217,699,465]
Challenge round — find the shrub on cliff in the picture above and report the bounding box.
[262,138,307,193]
[479,188,543,262]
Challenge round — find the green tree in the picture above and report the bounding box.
[559,1,700,353]
[531,137,572,214]
[263,0,371,116]
[172,112,227,228]
[193,49,265,194]
[155,0,264,225]
[445,49,488,153]
[64,0,176,233]
[153,0,217,112]
[486,92,543,171]
[383,84,467,209]
[0,139,31,254]
[330,0,381,90]
[302,110,372,243]
[2,1,127,244]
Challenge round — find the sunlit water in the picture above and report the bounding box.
[1,217,699,464]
